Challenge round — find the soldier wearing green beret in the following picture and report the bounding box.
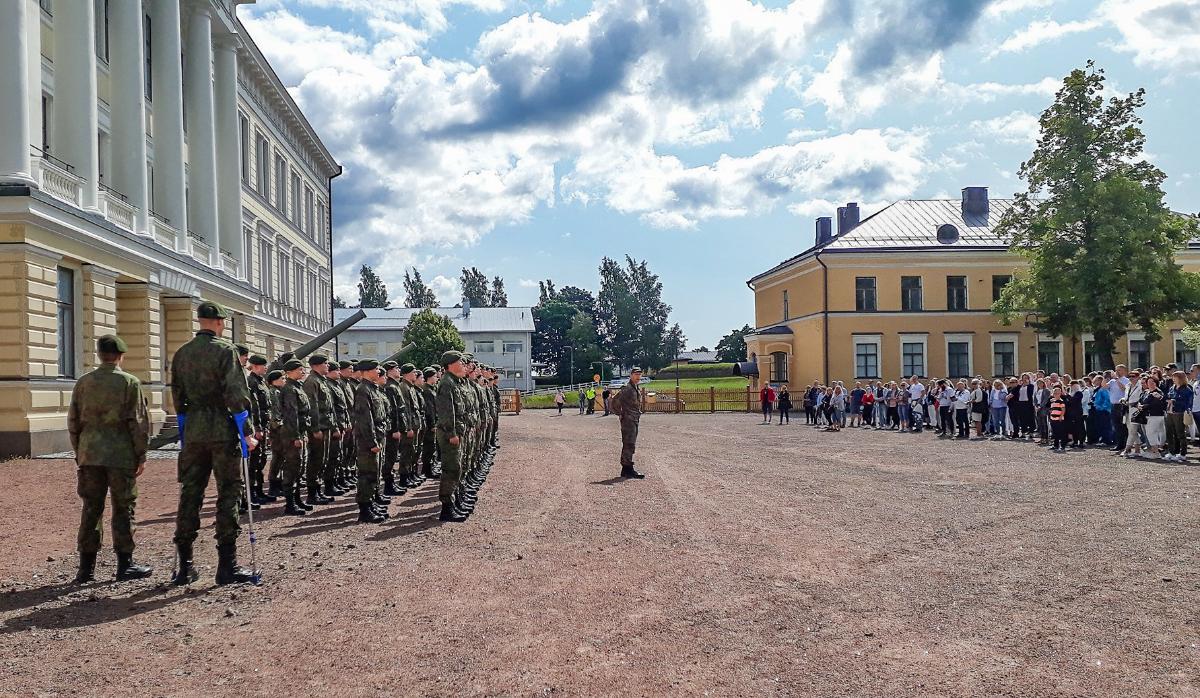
[434,351,468,522]
[69,334,152,583]
[397,363,424,489]
[381,361,409,500]
[278,359,312,515]
[420,367,440,478]
[302,354,337,506]
[338,360,358,489]
[351,360,390,523]
[610,367,646,479]
[266,369,286,499]
[245,355,275,506]
[487,367,502,449]
[325,361,350,499]
[170,300,257,585]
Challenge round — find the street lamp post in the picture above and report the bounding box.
[568,346,575,387]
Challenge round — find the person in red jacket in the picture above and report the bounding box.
[760,383,776,424]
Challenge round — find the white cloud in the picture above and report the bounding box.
[430,274,459,305]
[517,278,539,288]
[991,19,1101,56]
[985,0,1055,17]
[1100,0,1200,75]
[971,111,1040,145]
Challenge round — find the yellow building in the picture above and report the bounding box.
[745,188,1200,387]
[0,0,339,455]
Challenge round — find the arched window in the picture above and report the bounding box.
[770,351,788,382]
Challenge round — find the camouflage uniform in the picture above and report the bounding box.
[353,379,389,505]
[328,373,350,492]
[435,370,470,505]
[278,377,312,489]
[171,329,252,549]
[247,370,271,495]
[303,368,335,497]
[267,380,284,493]
[340,372,358,482]
[69,361,150,555]
[398,376,422,484]
[420,375,438,475]
[489,380,501,447]
[610,381,643,470]
[383,375,408,494]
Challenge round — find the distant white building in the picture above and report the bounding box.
[334,305,535,391]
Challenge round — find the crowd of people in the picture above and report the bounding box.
[758,364,1200,462]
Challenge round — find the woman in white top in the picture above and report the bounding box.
[1122,373,1146,457]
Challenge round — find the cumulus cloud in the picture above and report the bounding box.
[991,18,1101,56]
[1100,0,1200,75]
[430,274,459,305]
[970,111,1041,145]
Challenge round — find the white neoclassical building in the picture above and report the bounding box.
[0,0,341,456]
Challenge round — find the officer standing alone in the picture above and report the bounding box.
[610,368,646,479]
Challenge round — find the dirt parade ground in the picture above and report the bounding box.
[1,412,1198,697]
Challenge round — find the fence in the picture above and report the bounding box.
[500,389,523,414]
[638,387,760,414]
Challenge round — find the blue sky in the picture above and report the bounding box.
[241,0,1200,347]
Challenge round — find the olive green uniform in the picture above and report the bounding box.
[420,381,438,474]
[247,372,270,492]
[171,330,253,548]
[610,382,642,468]
[328,375,350,486]
[353,380,389,504]
[303,371,335,493]
[278,378,312,488]
[69,362,150,555]
[398,380,422,481]
[435,372,470,503]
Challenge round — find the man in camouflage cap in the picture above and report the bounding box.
[170,301,257,585]
[303,354,337,505]
[351,360,390,523]
[337,360,358,489]
[69,334,152,583]
[381,360,409,499]
[434,351,468,522]
[324,360,350,498]
[397,363,424,489]
[278,359,312,515]
[246,354,274,506]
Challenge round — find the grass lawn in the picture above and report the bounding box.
[523,376,753,409]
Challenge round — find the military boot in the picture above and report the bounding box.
[295,485,314,511]
[172,543,200,586]
[324,480,342,498]
[439,501,466,522]
[74,552,97,584]
[358,503,385,523]
[373,504,391,519]
[373,492,391,506]
[254,484,277,504]
[620,465,646,479]
[384,480,404,497]
[307,486,333,506]
[283,489,307,516]
[267,480,284,498]
[215,544,256,585]
[115,552,153,580]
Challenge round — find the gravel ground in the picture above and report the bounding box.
[1,412,1198,697]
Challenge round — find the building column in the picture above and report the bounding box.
[79,265,120,374]
[53,0,101,211]
[161,294,199,415]
[25,0,43,176]
[117,282,167,427]
[109,0,151,234]
[150,0,188,249]
[183,3,220,266]
[213,34,244,277]
[0,0,34,185]
[0,243,62,379]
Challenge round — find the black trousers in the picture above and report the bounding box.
[1051,420,1068,449]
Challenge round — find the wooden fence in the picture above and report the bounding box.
[638,387,760,414]
[500,389,522,414]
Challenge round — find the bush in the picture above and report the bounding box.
[652,362,735,380]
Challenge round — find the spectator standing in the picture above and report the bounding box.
[989,380,1009,440]
[1048,387,1069,452]
[861,388,875,428]
[1121,373,1146,458]
[1034,378,1051,445]
[760,383,775,424]
[1108,366,1131,451]
[953,380,971,439]
[602,387,612,416]
[554,389,565,415]
[970,379,988,438]
[778,384,792,425]
[1089,375,1113,445]
[1165,371,1192,462]
[1139,376,1167,459]
[1066,381,1086,448]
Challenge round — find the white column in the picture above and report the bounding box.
[110,0,151,234]
[53,0,101,211]
[25,0,43,179]
[0,0,35,186]
[150,0,188,250]
[213,34,244,275]
[184,2,219,266]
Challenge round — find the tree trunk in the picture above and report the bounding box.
[1094,332,1117,371]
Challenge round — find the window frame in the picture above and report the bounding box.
[1037,336,1062,375]
[502,340,523,354]
[946,275,967,311]
[855,276,877,312]
[1174,331,1198,368]
[1127,334,1151,370]
[473,340,495,354]
[991,333,1018,378]
[900,276,923,312]
[56,267,78,378]
[899,333,927,378]
[143,13,153,101]
[945,333,973,378]
[782,289,789,321]
[992,275,1012,303]
[238,114,250,184]
[769,351,789,383]
[853,335,881,379]
[274,153,286,210]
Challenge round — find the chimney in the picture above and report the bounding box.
[962,187,989,217]
[462,298,471,317]
[815,217,833,245]
[836,202,860,236]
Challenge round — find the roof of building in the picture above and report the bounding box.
[334,307,536,334]
[749,197,1015,285]
[676,351,719,363]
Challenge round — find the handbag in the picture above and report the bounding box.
[1130,405,1148,425]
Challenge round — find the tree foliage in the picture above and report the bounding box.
[403,309,465,370]
[460,267,491,307]
[567,312,604,378]
[992,62,1200,369]
[532,299,580,382]
[596,256,679,370]
[332,295,348,309]
[490,276,508,307]
[402,268,438,308]
[715,324,752,363]
[356,265,389,309]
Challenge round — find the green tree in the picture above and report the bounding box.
[993,62,1200,369]
[332,295,348,309]
[460,267,491,307]
[557,286,595,319]
[596,256,677,370]
[538,279,557,305]
[356,265,390,309]
[715,324,752,363]
[403,309,465,370]
[490,276,508,307]
[567,311,604,379]
[402,268,438,308]
[532,299,578,382]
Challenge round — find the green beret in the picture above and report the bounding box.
[356,359,380,372]
[440,350,464,368]
[283,359,304,372]
[235,343,250,356]
[248,354,268,366]
[266,370,284,383]
[308,354,328,366]
[423,367,437,379]
[630,367,643,374]
[382,360,399,371]
[197,300,230,319]
[96,334,127,354]
[400,363,416,375]
[338,360,353,370]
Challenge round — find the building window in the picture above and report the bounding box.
[782,290,789,320]
[56,267,76,378]
[1038,340,1061,374]
[993,340,1016,377]
[41,93,52,154]
[947,341,970,377]
[239,115,250,183]
[901,276,922,311]
[855,277,876,312]
[278,253,290,304]
[243,229,252,280]
[946,275,967,311]
[503,341,522,354]
[256,134,269,196]
[474,340,495,354]
[770,351,788,383]
[359,342,377,357]
[1129,339,1150,370]
[1175,339,1197,368]
[294,264,305,312]
[304,187,315,237]
[144,14,153,101]
[854,341,879,378]
[94,0,110,63]
[290,172,301,224]
[274,154,286,209]
[992,275,1012,303]
[902,341,925,377]
[258,241,272,293]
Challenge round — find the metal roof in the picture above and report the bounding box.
[334,307,536,334]
[677,351,719,363]
[823,199,1013,250]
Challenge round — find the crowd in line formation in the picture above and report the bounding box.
[757,364,1200,462]
[67,300,502,587]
